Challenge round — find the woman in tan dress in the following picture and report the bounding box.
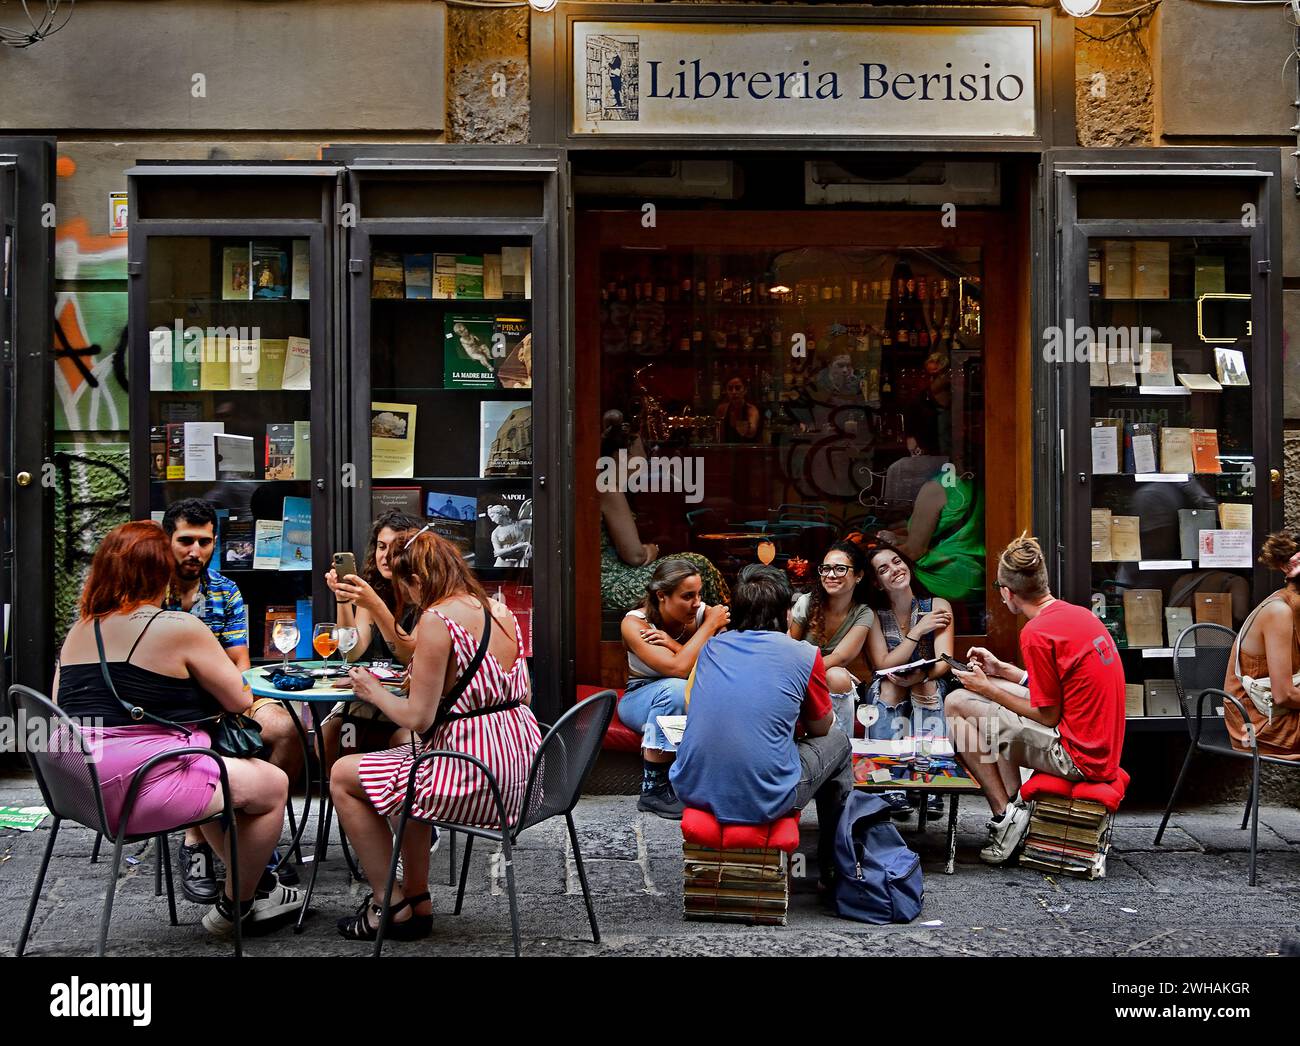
[1224,532,1300,759]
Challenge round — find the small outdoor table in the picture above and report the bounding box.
[852,754,983,875]
[244,661,368,931]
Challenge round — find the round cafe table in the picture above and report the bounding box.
[244,660,370,932]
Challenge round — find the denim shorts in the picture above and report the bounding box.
[617,676,688,752]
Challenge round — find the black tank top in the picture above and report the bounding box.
[56,613,221,727]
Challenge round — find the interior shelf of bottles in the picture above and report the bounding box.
[598,247,984,447]
[1084,236,1256,717]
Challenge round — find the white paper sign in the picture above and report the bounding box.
[573,22,1037,138]
[1131,433,1157,475]
[1198,529,1253,568]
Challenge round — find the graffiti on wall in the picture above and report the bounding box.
[53,289,129,432]
[51,442,131,642]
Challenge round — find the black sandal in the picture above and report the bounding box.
[336,892,431,942]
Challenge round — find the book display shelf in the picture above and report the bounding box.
[128,169,338,664]
[1054,153,1282,733]
[365,234,537,662]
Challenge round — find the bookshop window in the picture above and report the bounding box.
[597,243,988,635]
[1086,236,1255,708]
[145,236,315,660]
[366,238,535,657]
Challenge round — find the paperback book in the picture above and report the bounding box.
[266,423,296,480]
[280,496,312,571]
[480,401,532,478]
[252,243,289,300]
[222,244,252,300]
[254,520,284,570]
[223,518,255,571]
[476,492,533,568]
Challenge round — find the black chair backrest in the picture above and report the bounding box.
[7,685,111,835]
[516,689,617,835]
[1171,623,1236,742]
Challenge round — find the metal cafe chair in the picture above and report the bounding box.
[1155,623,1300,886]
[7,685,243,956]
[373,689,618,957]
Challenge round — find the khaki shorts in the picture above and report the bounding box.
[962,694,1084,782]
[248,696,284,717]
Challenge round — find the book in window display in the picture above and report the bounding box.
[257,338,288,389]
[183,421,225,482]
[500,246,531,300]
[291,239,310,300]
[252,243,289,300]
[222,245,252,300]
[227,339,262,391]
[428,515,477,565]
[1213,347,1249,387]
[426,491,476,523]
[455,254,484,299]
[372,486,422,518]
[281,336,311,390]
[477,492,532,568]
[371,402,417,479]
[150,328,173,391]
[444,315,498,389]
[280,496,312,571]
[404,253,433,299]
[1165,607,1193,649]
[254,520,283,570]
[372,251,405,299]
[214,433,256,479]
[150,425,168,480]
[265,423,296,480]
[223,518,255,571]
[495,319,533,390]
[480,401,532,478]
[489,582,533,657]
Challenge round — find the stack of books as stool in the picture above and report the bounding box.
[682,844,789,926]
[1020,794,1115,879]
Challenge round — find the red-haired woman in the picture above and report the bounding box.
[53,521,299,936]
[331,528,541,941]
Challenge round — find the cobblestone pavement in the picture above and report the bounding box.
[2,770,1298,957]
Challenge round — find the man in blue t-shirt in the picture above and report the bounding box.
[671,564,854,888]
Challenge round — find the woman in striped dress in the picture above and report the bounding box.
[331,528,541,941]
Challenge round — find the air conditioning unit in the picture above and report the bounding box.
[804,160,1000,205]
[573,159,738,199]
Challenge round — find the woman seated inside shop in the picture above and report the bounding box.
[1223,531,1300,760]
[321,509,424,767]
[715,375,761,443]
[330,528,541,941]
[789,540,875,737]
[599,411,729,613]
[54,521,301,936]
[620,558,730,819]
[878,410,985,608]
[863,542,955,817]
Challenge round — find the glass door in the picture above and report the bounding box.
[354,227,543,684]
[130,226,332,662]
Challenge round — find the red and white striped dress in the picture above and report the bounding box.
[358,607,542,828]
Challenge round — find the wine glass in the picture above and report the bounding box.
[334,625,359,664]
[313,622,339,669]
[271,619,299,669]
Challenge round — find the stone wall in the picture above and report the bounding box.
[446,6,531,144]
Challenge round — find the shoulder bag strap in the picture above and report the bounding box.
[94,618,192,737]
[420,605,493,743]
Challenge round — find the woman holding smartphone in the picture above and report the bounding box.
[321,510,423,765]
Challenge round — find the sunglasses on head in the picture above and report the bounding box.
[403,522,435,551]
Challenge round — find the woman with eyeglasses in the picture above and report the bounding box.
[863,543,955,818]
[789,541,875,737]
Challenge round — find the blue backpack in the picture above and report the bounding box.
[833,792,924,924]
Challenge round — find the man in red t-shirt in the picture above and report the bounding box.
[946,535,1127,865]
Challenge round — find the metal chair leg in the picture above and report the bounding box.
[91,832,102,864]
[1248,754,1261,887]
[1240,782,1254,830]
[374,793,414,958]
[154,835,164,896]
[1155,744,1195,845]
[500,830,521,958]
[454,835,475,915]
[97,835,128,957]
[448,829,457,886]
[566,812,600,944]
[160,833,178,926]
[17,818,59,957]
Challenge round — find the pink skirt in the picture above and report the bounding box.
[71,725,220,837]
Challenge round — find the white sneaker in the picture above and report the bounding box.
[201,883,303,937]
[980,796,1032,865]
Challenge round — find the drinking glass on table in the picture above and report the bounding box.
[334,625,359,663]
[271,619,300,669]
[313,622,339,667]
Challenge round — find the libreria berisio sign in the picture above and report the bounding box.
[572,23,1038,137]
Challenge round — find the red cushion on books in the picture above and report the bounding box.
[681,807,801,853]
[576,685,642,753]
[1021,767,1130,813]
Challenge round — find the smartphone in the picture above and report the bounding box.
[332,551,357,580]
[940,653,972,673]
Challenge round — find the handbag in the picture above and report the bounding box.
[94,618,265,758]
[1235,597,1300,724]
[268,665,315,692]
